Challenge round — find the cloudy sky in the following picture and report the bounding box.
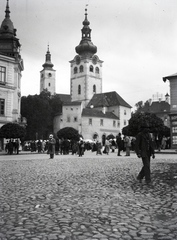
[1,0,177,109]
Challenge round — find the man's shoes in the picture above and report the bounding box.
[145,179,151,185]
[136,176,142,183]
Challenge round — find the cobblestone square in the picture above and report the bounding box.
[0,152,177,240]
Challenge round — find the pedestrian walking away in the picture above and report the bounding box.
[135,122,155,184]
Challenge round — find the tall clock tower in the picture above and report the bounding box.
[40,45,56,95]
[70,8,103,107]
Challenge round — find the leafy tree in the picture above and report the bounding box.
[21,90,63,140]
[0,122,26,139]
[57,127,80,141]
[122,112,164,136]
[135,101,143,112]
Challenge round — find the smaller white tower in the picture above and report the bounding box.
[40,45,56,95]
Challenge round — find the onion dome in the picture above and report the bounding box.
[75,8,97,57]
[0,0,16,37]
[42,45,54,69]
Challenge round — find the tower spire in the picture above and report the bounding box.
[75,8,97,57]
[42,45,54,69]
[5,0,10,19]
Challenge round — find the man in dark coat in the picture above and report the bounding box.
[116,133,122,156]
[135,123,155,184]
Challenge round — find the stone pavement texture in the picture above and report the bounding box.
[0,151,177,240]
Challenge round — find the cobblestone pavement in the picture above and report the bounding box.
[0,151,177,240]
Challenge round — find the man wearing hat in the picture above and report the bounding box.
[135,122,155,184]
[48,134,56,159]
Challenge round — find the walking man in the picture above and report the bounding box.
[135,123,155,184]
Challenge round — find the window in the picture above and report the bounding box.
[74,117,77,122]
[113,120,116,127]
[89,65,94,72]
[117,122,120,127]
[48,83,50,87]
[95,67,99,74]
[172,127,177,133]
[0,99,5,115]
[100,119,103,126]
[80,65,84,72]
[93,84,96,93]
[67,117,70,122]
[78,85,81,95]
[48,73,52,77]
[0,66,6,83]
[124,110,127,115]
[89,118,92,125]
[124,120,127,126]
[74,67,78,74]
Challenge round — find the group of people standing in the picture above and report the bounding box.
[5,139,20,154]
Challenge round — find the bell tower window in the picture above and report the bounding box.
[89,65,94,72]
[95,67,99,74]
[80,65,84,72]
[78,85,81,95]
[74,67,78,74]
[93,84,96,93]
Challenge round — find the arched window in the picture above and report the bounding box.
[93,84,96,93]
[74,67,78,74]
[78,85,81,95]
[89,65,94,72]
[80,65,84,72]
[95,67,99,74]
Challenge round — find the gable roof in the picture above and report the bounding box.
[87,91,131,108]
[142,101,170,113]
[56,94,71,103]
[82,108,119,119]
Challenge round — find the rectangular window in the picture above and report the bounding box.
[172,127,177,133]
[89,118,92,125]
[0,99,5,115]
[124,120,126,126]
[100,119,103,126]
[113,120,116,127]
[0,66,6,83]
[74,117,77,122]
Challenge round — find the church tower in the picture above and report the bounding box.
[0,0,24,126]
[40,45,56,95]
[70,8,103,107]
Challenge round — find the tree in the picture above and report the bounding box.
[122,112,164,136]
[57,127,80,141]
[21,90,63,140]
[0,122,26,139]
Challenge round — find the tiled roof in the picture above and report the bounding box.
[82,108,119,119]
[142,101,170,113]
[56,94,71,103]
[87,91,131,108]
[63,101,82,106]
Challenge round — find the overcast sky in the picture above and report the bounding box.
[1,0,177,109]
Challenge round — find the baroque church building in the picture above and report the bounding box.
[40,9,131,140]
[0,1,24,149]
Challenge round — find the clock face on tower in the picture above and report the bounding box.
[75,55,81,65]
